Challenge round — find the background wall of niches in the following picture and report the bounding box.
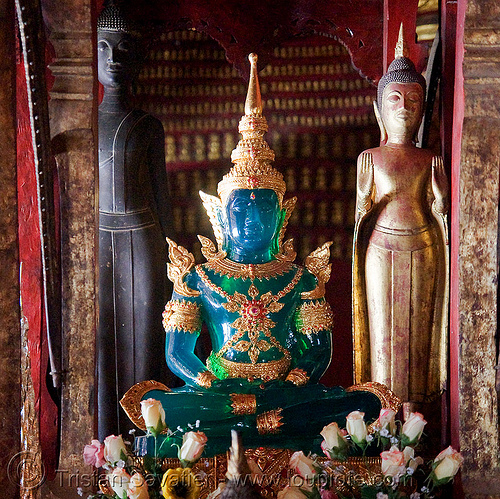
[135,29,379,387]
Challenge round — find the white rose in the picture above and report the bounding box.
[380,445,405,478]
[402,412,427,444]
[140,398,166,436]
[346,411,367,444]
[277,486,308,499]
[104,435,127,464]
[320,422,347,449]
[432,446,463,482]
[289,451,316,480]
[378,408,396,435]
[179,431,208,464]
[108,467,130,499]
[127,472,149,499]
[278,475,313,498]
[403,446,423,473]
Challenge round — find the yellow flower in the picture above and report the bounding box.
[161,468,201,499]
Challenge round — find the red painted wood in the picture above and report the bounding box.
[16,49,58,478]
[450,0,466,458]
[124,0,384,83]
[449,0,465,496]
[383,0,428,73]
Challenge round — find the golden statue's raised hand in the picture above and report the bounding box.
[431,156,449,215]
[356,152,374,216]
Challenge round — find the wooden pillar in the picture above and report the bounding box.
[383,0,428,73]
[455,0,500,496]
[0,0,21,498]
[42,0,98,485]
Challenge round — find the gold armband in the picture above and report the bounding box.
[195,370,218,389]
[285,368,310,386]
[296,300,334,334]
[162,300,201,334]
[230,393,257,415]
[257,409,284,435]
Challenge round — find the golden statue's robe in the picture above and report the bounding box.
[353,185,449,404]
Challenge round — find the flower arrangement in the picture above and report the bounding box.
[278,409,463,499]
[82,399,207,499]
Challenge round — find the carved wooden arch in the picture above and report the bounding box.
[123,0,384,83]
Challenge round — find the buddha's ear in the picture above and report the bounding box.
[373,100,387,144]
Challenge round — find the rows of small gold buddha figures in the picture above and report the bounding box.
[139,94,373,116]
[154,112,375,134]
[137,78,370,99]
[164,129,375,164]
[138,62,361,80]
[154,31,348,59]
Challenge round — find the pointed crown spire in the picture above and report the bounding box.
[377,23,426,108]
[217,54,286,207]
[394,23,409,59]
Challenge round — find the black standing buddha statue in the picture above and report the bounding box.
[97,4,174,439]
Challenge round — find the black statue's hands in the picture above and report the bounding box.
[357,152,374,215]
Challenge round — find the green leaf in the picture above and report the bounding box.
[360,487,379,499]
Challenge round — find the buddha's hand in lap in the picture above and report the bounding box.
[209,378,295,394]
[209,378,257,393]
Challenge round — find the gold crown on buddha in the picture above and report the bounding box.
[217,53,286,207]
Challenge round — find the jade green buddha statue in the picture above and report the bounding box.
[121,54,399,456]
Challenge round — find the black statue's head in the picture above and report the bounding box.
[97,4,141,89]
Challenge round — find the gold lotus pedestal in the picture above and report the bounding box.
[158,450,383,498]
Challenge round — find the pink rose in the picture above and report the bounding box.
[381,445,405,478]
[289,451,316,480]
[320,490,339,499]
[179,431,207,464]
[432,446,463,483]
[83,439,105,468]
[128,472,149,499]
[402,412,427,444]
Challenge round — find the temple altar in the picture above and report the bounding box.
[5,0,500,498]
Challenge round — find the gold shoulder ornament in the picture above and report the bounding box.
[166,238,199,297]
[301,241,333,299]
[296,300,334,334]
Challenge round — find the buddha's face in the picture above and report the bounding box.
[97,30,138,88]
[381,82,424,137]
[225,189,281,257]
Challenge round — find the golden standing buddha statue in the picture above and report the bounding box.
[352,29,449,406]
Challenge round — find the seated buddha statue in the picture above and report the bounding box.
[121,54,398,456]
